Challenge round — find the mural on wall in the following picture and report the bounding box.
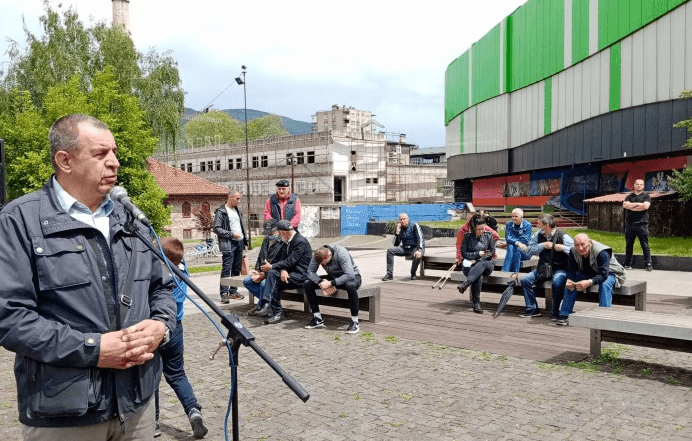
[528,178,561,196]
[297,206,320,238]
[645,170,679,192]
[341,203,466,236]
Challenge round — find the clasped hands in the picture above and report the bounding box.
[566,279,591,292]
[319,279,336,296]
[97,319,166,370]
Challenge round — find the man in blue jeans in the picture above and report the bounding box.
[556,233,626,326]
[518,214,574,320]
[155,238,208,439]
[244,219,285,315]
[497,208,532,272]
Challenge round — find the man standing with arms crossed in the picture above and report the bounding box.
[0,114,176,440]
[622,179,653,271]
[214,189,249,303]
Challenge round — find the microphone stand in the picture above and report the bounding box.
[122,218,310,441]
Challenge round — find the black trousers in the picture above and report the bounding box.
[462,260,494,300]
[624,224,651,266]
[304,275,362,317]
[220,240,243,294]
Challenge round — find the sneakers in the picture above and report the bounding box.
[646,265,653,272]
[154,421,162,438]
[556,317,569,326]
[256,303,273,318]
[228,292,245,300]
[263,312,285,325]
[345,320,359,334]
[519,310,541,318]
[381,274,393,281]
[624,265,632,270]
[220,293,230,304]
[305,316,325,329]
[188,408,208,439]
[550,316,559,322]
[410,274,417,280]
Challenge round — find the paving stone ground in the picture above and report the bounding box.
[2,235,692,440]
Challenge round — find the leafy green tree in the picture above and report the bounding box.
[670,91,692,201]
[184,111,289,146]
[0,69,171,231]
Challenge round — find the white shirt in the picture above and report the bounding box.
[225,205,244,241]
[53,177,114,243]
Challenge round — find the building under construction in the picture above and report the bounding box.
[151,123,451,230]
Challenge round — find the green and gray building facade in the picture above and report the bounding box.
[445,0,692,212]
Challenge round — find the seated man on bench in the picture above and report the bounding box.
[245,219,285,316]
[557,233,626,326]
[256,220,312,325]
[381,212,425,281]
[518,214,574,320]
[304,245,362,334]
[496,208,532,272]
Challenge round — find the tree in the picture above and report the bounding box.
[193,203,214,239]
[184,111,289,147]
[0,68,171,232]
[669,91,692,201]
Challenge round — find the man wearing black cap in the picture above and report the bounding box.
[244,219,285,315]
[264,179,301,229]
[256,220,312,324]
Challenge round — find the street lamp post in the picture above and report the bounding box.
[235,65,251,249]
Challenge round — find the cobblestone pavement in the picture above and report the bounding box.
[2,304,692,441]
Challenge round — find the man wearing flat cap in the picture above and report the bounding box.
[243,219,285,316]
[256,220,312,324]
[264,179,301,229]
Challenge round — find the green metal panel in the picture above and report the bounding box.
[573,0,590,64]
[470,22,503,107]
[619,0,630,38]
[610,43,621,111]
[445,52,470,125]
[544,77,552,135]
[459,113,465,154]
[630,0,643,32]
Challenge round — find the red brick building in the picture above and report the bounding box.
[148,159,228,240]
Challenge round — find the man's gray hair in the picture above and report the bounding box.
[227,189,241,196]
[49,114,109,171]
[537,214,556,228]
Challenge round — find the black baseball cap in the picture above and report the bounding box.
[276,180,290,187]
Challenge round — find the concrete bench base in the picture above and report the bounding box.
[449,271,647,313]
[220,276,381,322]
[570,307,692,356]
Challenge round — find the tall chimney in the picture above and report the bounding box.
[112,0,131,34]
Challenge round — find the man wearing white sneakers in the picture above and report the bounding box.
[304,245,362,334]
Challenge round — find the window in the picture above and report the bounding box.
[200,162,206,172]
[307,151,315,163]
[182,201,191,218]
[261,155,268,167]
[366,178,378,184]
[228,159,234,170]
[187,163,192,173]
[236,158,242,169]
[252,156,259,168]
[216,160,221,171]
[207,161,214,171]
[250,214,259,230]
[286,153,293,165]
[296,152,305,164]
[183,229,192,239]
[180,164,185,171]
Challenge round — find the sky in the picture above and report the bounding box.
[0,0,527,148]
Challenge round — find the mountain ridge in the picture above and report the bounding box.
[183,108,312,136]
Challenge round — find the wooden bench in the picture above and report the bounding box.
[220,276,381,322]
[570,307,692,356]
[449,271,647,313]
[419,255,537,276]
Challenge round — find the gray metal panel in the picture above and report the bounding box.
[656,14,671,102]
[621,108,634,158]
[582,119,594,166]
[672,99,690,151]
[687,2,692,91]
[644,104,659,155]
[632,106,646,157]
[564,126,576,166]
[590,117,601,163]
[611,111,623,160]
[643,24,657,104]
[658,101,673,153]
[574,122,585,164]
[670,6,686,99]
[600,113,612,161]
[631,29,645,107]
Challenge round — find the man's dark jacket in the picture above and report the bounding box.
[254,235,285,271]
[213,204,249,252]
[393,222,425,254]
[270,231,311,285]
[0,179,176,427]
[268,193,298,223]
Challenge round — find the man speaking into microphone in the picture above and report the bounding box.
[0,114,176,441]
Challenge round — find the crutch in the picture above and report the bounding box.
[432,263,457,289]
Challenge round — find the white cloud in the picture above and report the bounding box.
[1,0,527,147]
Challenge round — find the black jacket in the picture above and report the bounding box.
[271,232,312,285]
[213,204,249,252]
[462,231,496,261]
[254,235,285,271]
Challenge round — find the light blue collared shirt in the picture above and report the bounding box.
[53,177,114,243]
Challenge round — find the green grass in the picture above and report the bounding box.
[418,221,692,257]
[188,265,222,274]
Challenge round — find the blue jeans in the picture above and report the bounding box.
[243,275,267,307]
[262,268,303,315]
[155,322,201,419]
[559,272,616,318]
[520,269,567,317]
[501,244,531,272]
[220,240,243,294]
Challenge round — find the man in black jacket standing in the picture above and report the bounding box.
[257,220,312,324]
[213,189,249,303]
[622,179,653,271]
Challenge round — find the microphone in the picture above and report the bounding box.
[109,186,151,227]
